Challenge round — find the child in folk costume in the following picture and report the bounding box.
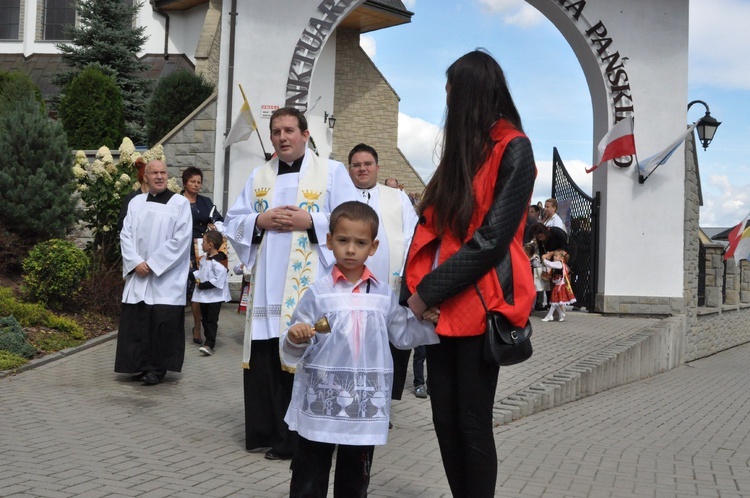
[541,249,576,322]
[192,230,231,356]
[280,201,439,497]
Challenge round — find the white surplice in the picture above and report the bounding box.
[192,257,231,304]
[355,185,418,292]
[280,270,440,446]
[120,193,192,306]
[224,149,359,350]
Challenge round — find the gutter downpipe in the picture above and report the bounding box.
[222,0,238,211]
[150,1,170,60]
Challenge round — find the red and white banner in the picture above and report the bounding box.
[586,117,636,173]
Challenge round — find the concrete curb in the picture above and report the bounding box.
[494,316,686,424]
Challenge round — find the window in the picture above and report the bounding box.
[43,0,75,41]
[0,0,21,39]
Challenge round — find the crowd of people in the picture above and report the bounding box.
[113,49,586,497]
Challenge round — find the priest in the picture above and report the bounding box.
[115,159,192,386]
[347,144,420,400]
[225,107,358,461]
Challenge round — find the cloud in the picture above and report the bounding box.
[700,174,750,227]
[397,113,442,183]
[690,0,750,90]
[401,0,416,9]
[359,34,376,59]
[531,158,592,207]
[477,0,544,27]
[397,111,593,204]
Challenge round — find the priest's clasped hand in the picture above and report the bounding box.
[259,205,313,232]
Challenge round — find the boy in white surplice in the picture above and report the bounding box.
[280,201,439,497]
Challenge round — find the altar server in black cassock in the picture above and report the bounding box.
[115,160,192,385]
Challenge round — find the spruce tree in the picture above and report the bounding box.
[54,0,151,145]
[0,97,77,244]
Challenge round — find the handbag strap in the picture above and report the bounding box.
[474,283,489,313]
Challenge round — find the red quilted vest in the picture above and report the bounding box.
[405,120,535,336]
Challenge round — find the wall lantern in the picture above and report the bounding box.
[324,111,336,129]
[687,100,721,150]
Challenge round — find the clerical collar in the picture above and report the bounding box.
[146,189,175,204]
[278,156,304,175]
[357,186,376,204]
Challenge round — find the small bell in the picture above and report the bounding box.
[312,315,331,333]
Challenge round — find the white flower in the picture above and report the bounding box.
[103,153,114,164]
[72,165,87,179]
[101,225,111,232]
[132,181,142,191]
[77,184,89,192]
[119,173,130,183]
[119,137,135,157]
[114,181,122,189]
[167,178,181,193]
[91,160,106,176]
[96,146,110,159]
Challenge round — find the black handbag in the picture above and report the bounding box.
[475,284,533,366]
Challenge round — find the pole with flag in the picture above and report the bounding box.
[636,122,697,184]
[223,84,268,158]
[724,211,750,262]
[586,116,636,174]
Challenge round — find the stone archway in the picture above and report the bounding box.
[523,0,689,313]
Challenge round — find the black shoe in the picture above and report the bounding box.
[193,338,203,345]
[131,371,147,381]
[264,449,292,461]
[142,370,166,385]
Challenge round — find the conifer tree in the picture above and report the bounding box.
[54,0,151,145]
[0,97,77,244]
[59,64,125,150]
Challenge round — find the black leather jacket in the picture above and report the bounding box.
[401,137,536,308]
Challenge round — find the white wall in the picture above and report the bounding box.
[528,0,689,300]
[137,4,207,62]
[213,0,362,215]
[11,1,203,61]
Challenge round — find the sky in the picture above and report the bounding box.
[361,0,750,228]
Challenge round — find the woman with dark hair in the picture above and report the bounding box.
[182,166,224,344]
[402,50,537,497]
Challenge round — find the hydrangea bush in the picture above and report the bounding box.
[72,138,177,266]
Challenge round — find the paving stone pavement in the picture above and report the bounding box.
[2,305,748,497]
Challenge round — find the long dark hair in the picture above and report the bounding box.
[419,49,523,239]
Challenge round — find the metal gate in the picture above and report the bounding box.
[551,148,600,311]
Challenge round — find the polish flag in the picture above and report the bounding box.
[586,116,636,173]
[724,211,750,261]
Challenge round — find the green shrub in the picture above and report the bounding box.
[32,331,83,352]
[0,350,28,370]
[0,316,36,359]
[0,70,45,115]
[0,96,78,244]
[23,239,89,309]
[146,70,214,146]
[45,314,85,340]
[0,287,48,326]
[59,65,125,150]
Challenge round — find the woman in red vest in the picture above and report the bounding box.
[402,50,537,497]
